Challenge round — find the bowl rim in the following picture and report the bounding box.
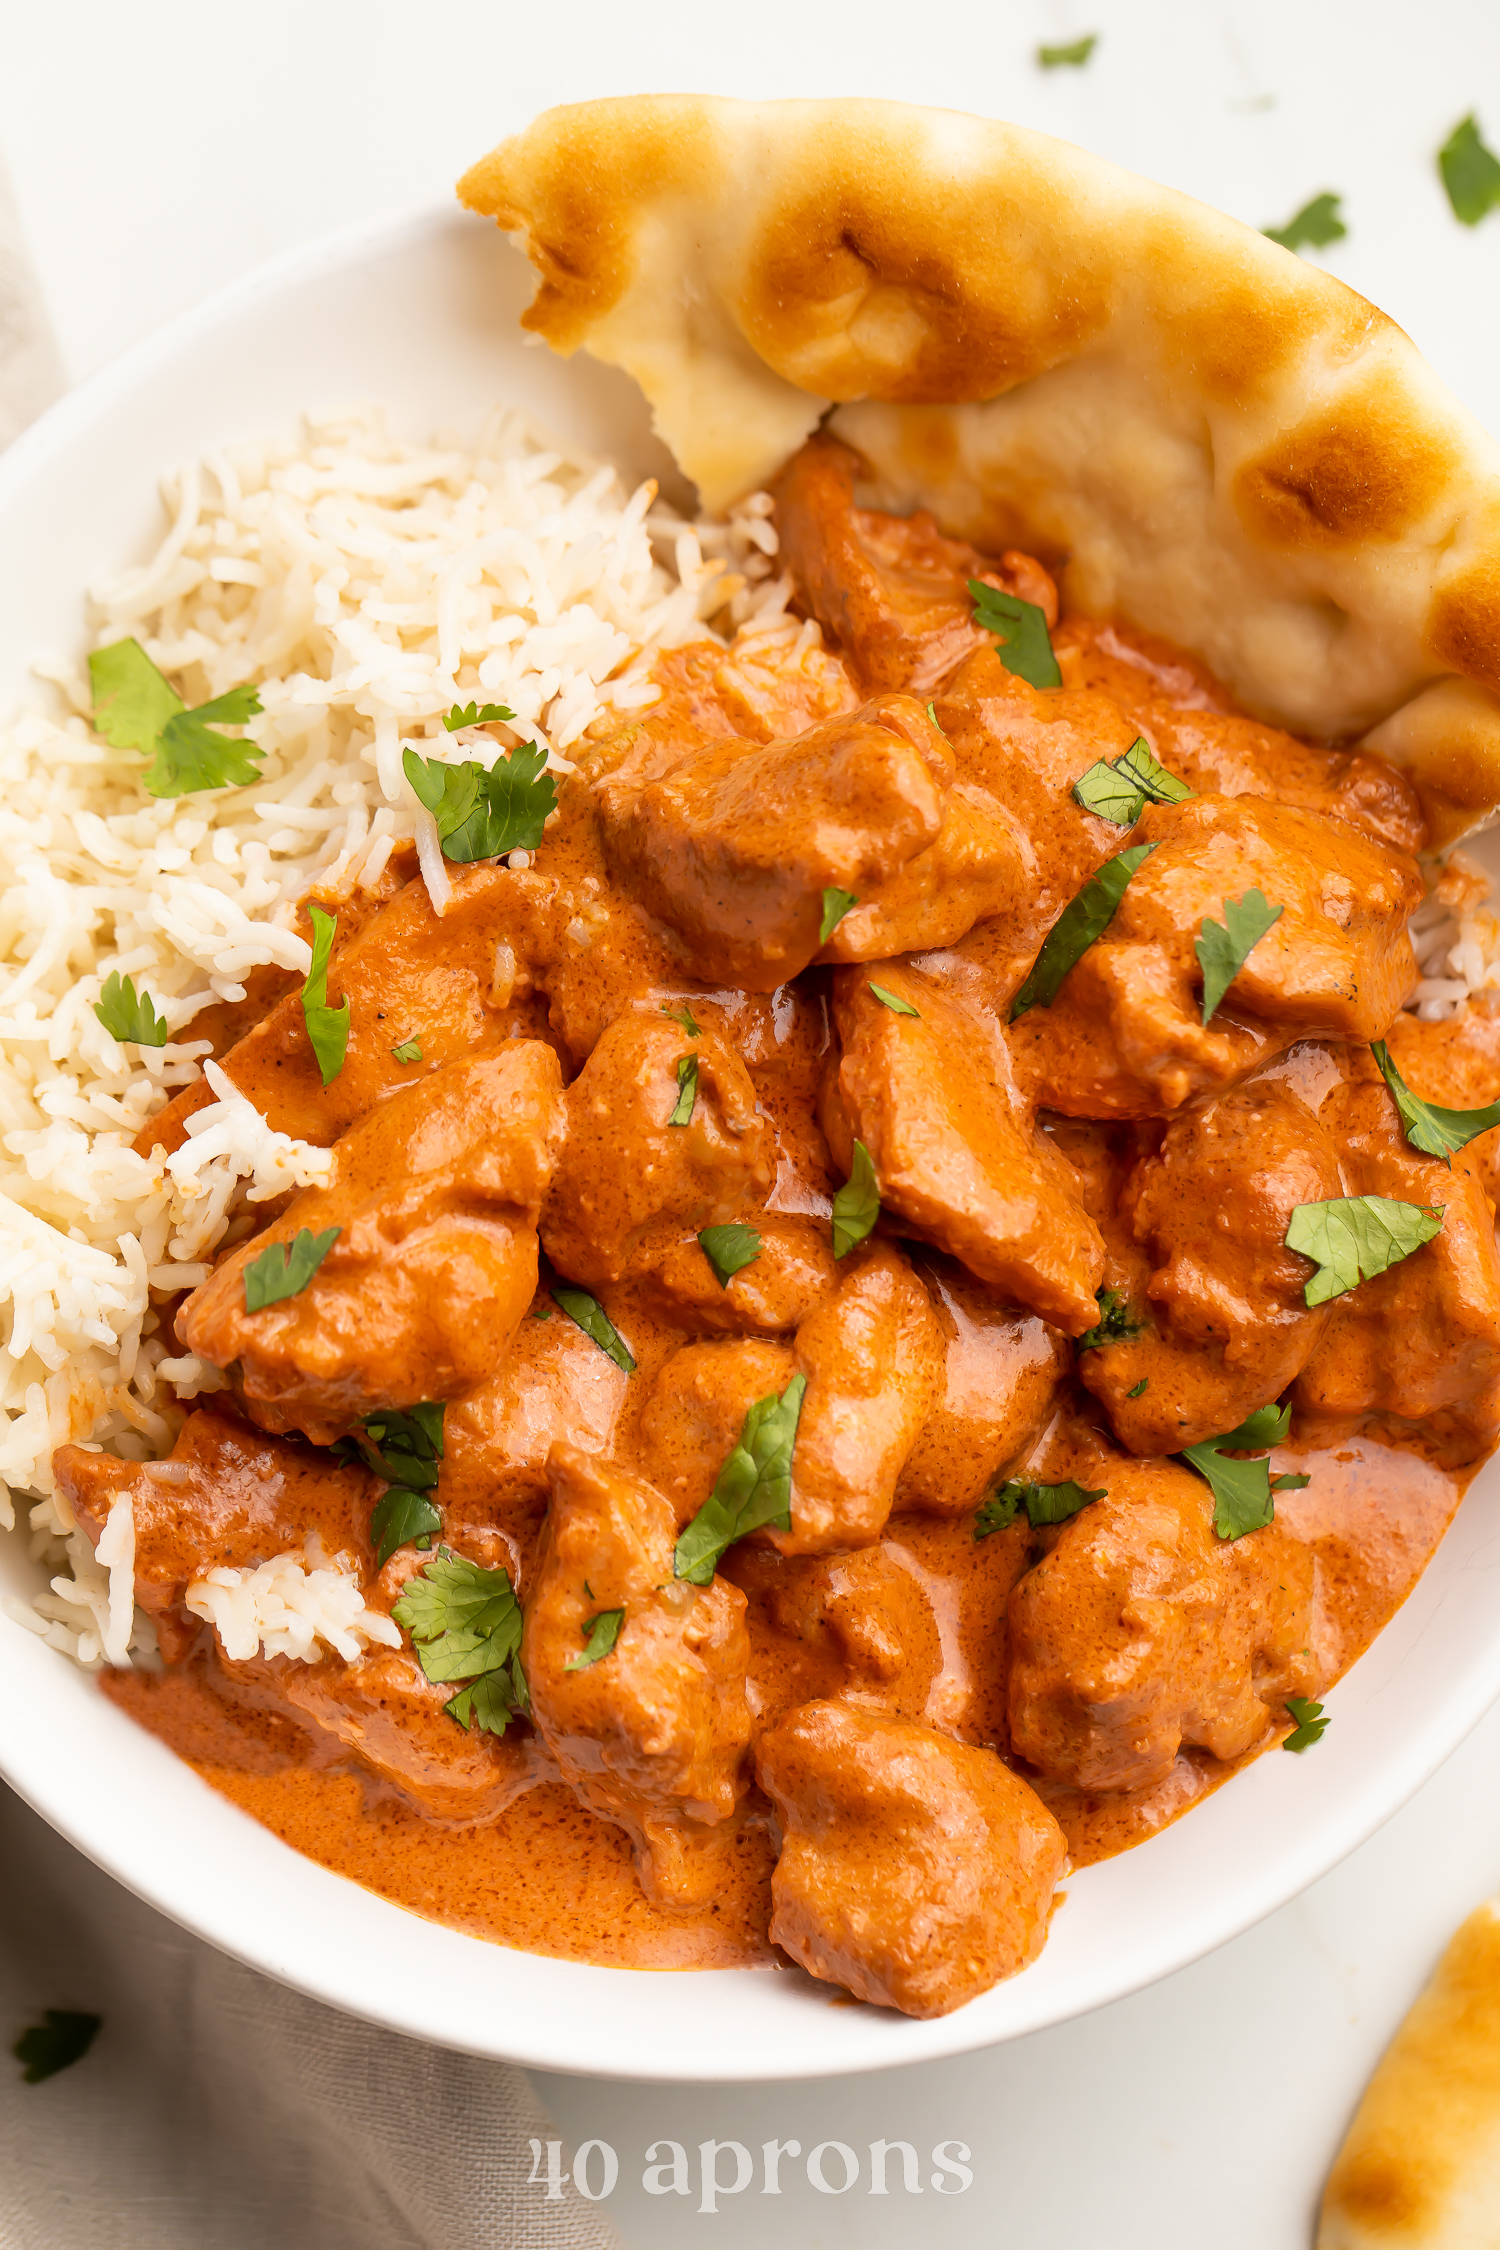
[4,199,1500,2084]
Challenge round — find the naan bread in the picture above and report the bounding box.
[1320,1896,1500,2247]
[460,95,1500,842]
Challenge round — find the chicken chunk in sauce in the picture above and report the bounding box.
[523,1444,753,1906]
[94,430,1500,2023]
[180,1046,564,1442]
[757,1701,1067,2016]
[1009,1452,1319,1792]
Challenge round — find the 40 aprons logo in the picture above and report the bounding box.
[528,2135,974,2210]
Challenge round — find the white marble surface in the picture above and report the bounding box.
[6,3,1500,2240]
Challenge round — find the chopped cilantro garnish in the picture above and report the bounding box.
[969,579,1061,690]
[974,1477,1106,1538]
[1073,737,1191,825]
[1010,844,1157,1020]
[565,1608,625,1670]
[1127,1377,1149,1398]
[869,982,921,1018]
[347,1402,445,1490]
[1181,1403,1291,1541]
[1196,889,1284,1025]
[1284,1196,1445,1307]
[391,1037,422,1064]
[444,1672,520,1735]
[699,1223,762,1288]
[13,2009,100,2084]
[831,1139,880,1258]
[392,1547,525,1734]
[301,904,350,1086]
[668,1054,699,1126]
[1283,1695,1330,1752]
[820,888,858,945]
[1370,1039,1500,1163]
[1075,1286,1147,1352]
[95,647,262,796]
[443,700,516,731]
[1264,193,1347,253]
[925,700,947,738]
[369,1488,443,1571]
[403,741,557,863]
[674,1375,807,1584]
[89,638,264,797]
[243,1225,339,1311]
[1037,32,1097,66]
[660,1002,703,1037]
[1439,115,1500,226]
[552,1286,636,1371]
[93,971,170,1047]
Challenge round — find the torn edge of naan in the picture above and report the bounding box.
[460,94,1500,843]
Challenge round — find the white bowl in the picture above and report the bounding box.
[4,205,1500,2083]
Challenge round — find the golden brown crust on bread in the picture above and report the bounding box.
[460,94,1500,840]
[1319,1897,1500,2246]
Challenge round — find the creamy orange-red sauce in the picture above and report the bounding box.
[104,1431,1467,1964]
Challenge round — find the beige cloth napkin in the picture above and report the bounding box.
[0,165,620,2250]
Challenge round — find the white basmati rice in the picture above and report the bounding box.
[184,1537,401,1665]
[0,399,789,1664]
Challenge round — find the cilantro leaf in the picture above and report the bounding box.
[699,1223,762,1288]
[243,1225,339,1311]
[1439,115,1500,226]
[969,579,1061,690]
[1284,1195,1445,1307]
[353,1401,445,1490]
[1180,1404,1292,1540]
[661,1002,703,1037]
[869,981,921,1017]
[1272,1471,1311,1492]
[1072,761,1149,826]
[148,708,265,796]
[403,742,556,863]
[1264,192,1347,252]
[443,700,517,731]
[1283,1695,1330,1752]
[391,1038,422,1064]
[1127,1377,1149,1398]
[1037,32,1097,66]
[925,700,947,737]
[669,1054,699,1126]
[89,638,264,797]
[552,1286,636,1371]
[674,1375,807,1584]
[370,1488,443,1570]
[974,1478,1106,1538]
[88,638,182,754]
[1370,1039,1500,1163]
[13,2009,100,2084]
[973,1485,1020,1536]
[444,1672,520,1737]
[1075,1285,1148,1351]
[831,1139,880,1258]
[94,971,170,1047]
[820,887,858,944]
[393,1547,522,1685]
[566,1608,625,1670]
[300,904,350,1086]
[1011,844,1158,1020]
[1073,737,1192,825]
[1196,889,1284,1025]
[1114,737,1192,805]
